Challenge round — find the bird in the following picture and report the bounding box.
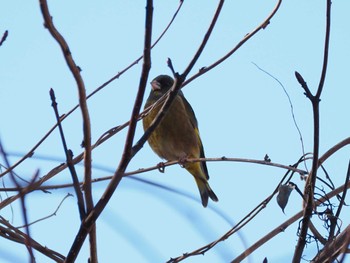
[142,74,218,207]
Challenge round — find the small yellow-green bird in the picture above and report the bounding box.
[143,75,218,207]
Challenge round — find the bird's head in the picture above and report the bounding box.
[150,75,174,93]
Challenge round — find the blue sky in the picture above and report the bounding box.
[1,0,350,262]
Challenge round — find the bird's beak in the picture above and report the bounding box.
[151,80,161,91]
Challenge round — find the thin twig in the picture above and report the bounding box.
[252,63,307,172]
[17,193,73,228]
[50,89,86,220]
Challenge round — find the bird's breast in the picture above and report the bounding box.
[143,97,200,161]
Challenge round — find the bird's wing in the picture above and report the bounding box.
[178,91,210,180]
[178,91,198,127]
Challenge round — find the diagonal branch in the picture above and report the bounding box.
[182,0,224,77]
[183,0,282,87]
[50,89,86,221]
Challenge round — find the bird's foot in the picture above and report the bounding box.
[178,156,188,168]
[157,162,165,173]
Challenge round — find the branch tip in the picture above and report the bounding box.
[0,30,9,46]
[167,57,176,76]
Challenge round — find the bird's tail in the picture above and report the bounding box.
[194,177,219,207]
